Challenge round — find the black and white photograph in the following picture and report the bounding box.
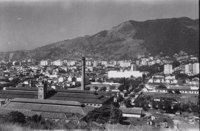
[0,0,199,130]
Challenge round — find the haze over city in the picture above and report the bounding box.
[0,0,198,51]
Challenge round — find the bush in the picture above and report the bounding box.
[5,111,26,124]
[26,114,55,129]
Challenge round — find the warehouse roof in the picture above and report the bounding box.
[11,98,83,106]
[120,107,143,115]
[2,98,87,117]
[0,88,113,104]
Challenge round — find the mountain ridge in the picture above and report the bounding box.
[0,17,199,61]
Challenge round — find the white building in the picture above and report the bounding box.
[118,61,131,68]
[136,60,140,66]
[86,61,92,66]
[120,107,143,118]
[68,61,76,66]
[93,61,98,67]
[140,58,148,66]
[193,63,199,75]
[86,66,94,72]
[184,63,199,75]
[100,61,108,67]
[107,61,117,67]
[164,64,173,74]
[148,75,178,84]
[156,59,162,64]
[184,64,192,74]
[52,60,63,66]
[148,60,156,66]
[40,60,48,66]
[130,64,137,71]
[108,70,143,78]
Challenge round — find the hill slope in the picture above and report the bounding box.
[0,17,199,60]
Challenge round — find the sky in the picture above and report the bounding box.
[0,0,199,52]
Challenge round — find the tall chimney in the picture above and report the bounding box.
[81,57,85,90]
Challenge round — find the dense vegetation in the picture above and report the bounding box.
[84,104,122,124]
[0,111,56,130]
[0,104,123,130]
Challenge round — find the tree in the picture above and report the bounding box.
[158,84,167,89]
[26,114,55,129]
[174,89,181,94]
[28,114,43,124]
[163,100,173,113]
[176,73,189,84]
[84,105,122,124]
[168,89,173,94]
[99,86,106,92]
[5,111,26,124]
[172,61,180,68]
[85,86,91,90]
[94,86,98,91]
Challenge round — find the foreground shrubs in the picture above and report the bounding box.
[1,112,55,130]
[5,111,26,124]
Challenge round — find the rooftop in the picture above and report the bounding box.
[1,98,88,119]
[119,107,143,114]
[0,88,113,104]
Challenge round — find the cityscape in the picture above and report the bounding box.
[0,0,199,131]
[0,50,199,130]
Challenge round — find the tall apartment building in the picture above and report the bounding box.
[193,63,199,75]
[184,63,199,75]
[164,64,173,74]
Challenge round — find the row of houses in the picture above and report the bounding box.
[39,57,177,68]
[40,59,134,68]
[148,75,178,84]
[145,84,199,95]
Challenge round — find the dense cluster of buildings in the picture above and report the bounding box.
[0,51,199,129]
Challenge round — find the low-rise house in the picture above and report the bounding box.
[118,60,131,68]
[67,60,76,66]
[153,85,199,94]
[51,60,63,66]
[40,60,49,66]
[108,70,143,78]
[100,61,108,67]
[148,75,178,84]
[147,60,156,66]
[140,58,148,66]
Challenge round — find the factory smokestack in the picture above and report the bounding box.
[81,57,86,90]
